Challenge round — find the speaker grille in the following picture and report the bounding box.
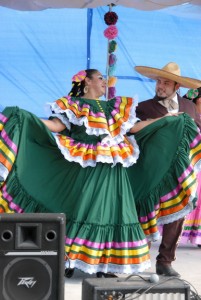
[3,257,52,300]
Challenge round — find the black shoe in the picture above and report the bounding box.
[156,263,180,277]
[197,244,201,248]
[96,272,118,278]
[65,268,75,278]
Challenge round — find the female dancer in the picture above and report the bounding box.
[180,88,201,247]
[0,69,201,277]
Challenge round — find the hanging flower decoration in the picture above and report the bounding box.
[109,53,117,66]
[104,6,118,100]
[104,25,118,40]
[108,87,116,99]
[108,77,117,99]
[104,11,118,25]
[108,76,117,87]
[109,40,117,53]
[108,53,117,76]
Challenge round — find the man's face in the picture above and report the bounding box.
[155,77,180,99]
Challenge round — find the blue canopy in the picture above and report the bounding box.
[0,5,201,116]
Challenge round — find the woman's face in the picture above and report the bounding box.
[196,97,201,105]
[86,71,106,97]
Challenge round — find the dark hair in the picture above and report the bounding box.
[68,69,99,97]
[183,87,201,104]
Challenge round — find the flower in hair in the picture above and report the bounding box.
[104,11,118,25]
[186,89,199,100]
[104,25,118,40]
[72,70,86,82]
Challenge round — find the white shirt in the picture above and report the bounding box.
[169,94,178,112]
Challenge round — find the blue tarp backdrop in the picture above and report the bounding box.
[0,5,201,116]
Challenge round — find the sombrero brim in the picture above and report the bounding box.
[135,66,201,89]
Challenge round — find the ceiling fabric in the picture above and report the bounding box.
[0,3,201,116]
[0,0,201,11]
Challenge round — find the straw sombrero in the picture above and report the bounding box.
[135,62,201,89]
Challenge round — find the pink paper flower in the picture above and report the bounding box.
[104,25,118,40]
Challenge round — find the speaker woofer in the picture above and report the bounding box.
[3,257,52,300]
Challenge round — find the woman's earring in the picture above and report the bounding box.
[84,86,89,94]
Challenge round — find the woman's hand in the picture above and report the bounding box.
[130,112,184,133]
[130,119,160,133]
[41,118,66,133]
[165,112,183,117]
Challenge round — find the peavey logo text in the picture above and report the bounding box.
[17,277,36,288]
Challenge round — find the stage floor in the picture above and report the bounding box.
[64,238,201,300]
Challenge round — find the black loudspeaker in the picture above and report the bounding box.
[82,277,190,300]
[0,213,66,300]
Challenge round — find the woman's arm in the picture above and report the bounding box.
[41,118,66,133]
[130,112,182,134]
[130,118,162,133]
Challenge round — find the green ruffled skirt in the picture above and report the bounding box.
[0,107,200,274]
